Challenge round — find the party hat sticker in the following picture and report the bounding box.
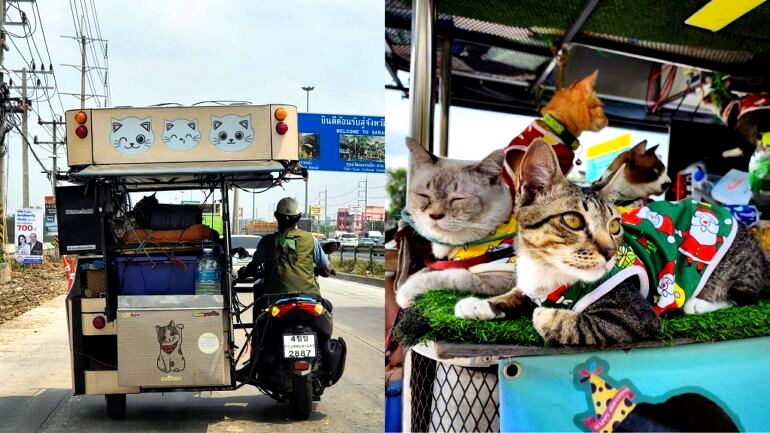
[579,363,636,433]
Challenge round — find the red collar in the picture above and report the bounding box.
[424,254,491,270]
[545,284,569,302]
[161,342,178,354]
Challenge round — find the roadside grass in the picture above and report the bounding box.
[394,289,770,347]
[330,256,385,279]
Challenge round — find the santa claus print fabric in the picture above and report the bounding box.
[621,201,738,315]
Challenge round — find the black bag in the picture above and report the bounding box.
[132,194,202,230]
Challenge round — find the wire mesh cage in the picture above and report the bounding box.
[409,350,500,433]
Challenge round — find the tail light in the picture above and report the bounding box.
[293,361,310,371]
[92,316,106,329]
[75,125,88,138]
[270,302,324,318]
[275,122,288,135]
[274,107,287,121]
[74,111,88,124]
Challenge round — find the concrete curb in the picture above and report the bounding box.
[331,272,385,288]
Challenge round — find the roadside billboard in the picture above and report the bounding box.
[298,113,385,173]
[44,196,58,237]
[13,208,45,265]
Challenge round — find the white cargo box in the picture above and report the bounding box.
[65,104,298,166]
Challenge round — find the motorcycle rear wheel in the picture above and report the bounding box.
[289,375,313,420]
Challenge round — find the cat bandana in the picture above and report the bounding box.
[502,114,580,194]
[721,92,770,125]
[425,214,518,273]
[540,201,737,315]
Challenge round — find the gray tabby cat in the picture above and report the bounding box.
[456,139,768,345]
[395,138,515,308]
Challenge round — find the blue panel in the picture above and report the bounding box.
[298,113,385,173]
[499,337,770,432]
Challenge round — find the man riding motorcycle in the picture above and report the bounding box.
[239,197,332,293]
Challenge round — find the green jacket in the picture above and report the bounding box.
[262,227,319,294]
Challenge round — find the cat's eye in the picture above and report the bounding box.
[560,212,585,230]
[235,131,244,140]
[218,131,228,140]
[136,134,145,144]
[609,218,622,235]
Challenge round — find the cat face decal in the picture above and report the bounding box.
[110,117,153,155]
[210,114,253,152]
[162,119,200,151]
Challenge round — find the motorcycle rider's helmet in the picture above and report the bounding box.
[275,197,302,229]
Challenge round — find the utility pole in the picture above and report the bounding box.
[0,0,6,249]
[35,116,64,193]
[60,33,108,107]
[357,177,368,233]
[10,67,54,207]
[232,188,240,235]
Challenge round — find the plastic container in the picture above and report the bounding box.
[115,256,197,295]
[385,379,403,433]
[195,248,221,295]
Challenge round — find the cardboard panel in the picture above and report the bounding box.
[65,105,299,166]
[84,370,140,395]
[117,307,229,387]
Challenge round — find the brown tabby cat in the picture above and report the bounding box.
[456,139,768,345]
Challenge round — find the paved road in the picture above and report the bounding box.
[0,279,383,433]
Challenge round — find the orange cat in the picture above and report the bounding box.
[502,70,608,191]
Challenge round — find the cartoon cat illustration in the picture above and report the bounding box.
[156,320,185,373]
[210,114,253,152]
[162,119,200,151]
[110,117,153,155]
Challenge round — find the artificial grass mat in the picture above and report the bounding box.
[394,289,770,348]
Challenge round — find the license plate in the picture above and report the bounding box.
[283,334,316,358]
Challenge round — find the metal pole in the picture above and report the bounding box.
[364,176,368,233]
[21,68,28,208]
[408,0,436,154]
[304,179,309,217]
[439,37,452,158]
[324,185,328,234]
[51,120,57,192]
[0,0,6,249]
[80,34,86,109]
[233,187,240,234]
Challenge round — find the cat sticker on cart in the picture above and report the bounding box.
[162,119,201,151]
[110,117,153,155]
[210,114,253,152]
[156,320,186,373]
[575,361,738,432]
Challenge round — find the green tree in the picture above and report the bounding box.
[386,167,407,221]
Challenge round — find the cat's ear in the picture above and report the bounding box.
[188,121,197,130]
[516,138,563,206]
[213,120,222,130]
[599,163,626,200]
[169,320,175,327]
[112,118,122,133]
[576,69,599,94]
[165,121,174,131]
[406,136,438,165]
[646,144,659,154]
[472,149,504,184]
[239,114,250,129]
[631,140,647,156]
[140,119,151,132]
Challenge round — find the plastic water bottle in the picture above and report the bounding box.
[195,247,221,295]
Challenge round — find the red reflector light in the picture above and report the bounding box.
[275,122,288,135]
[92,316,106,329]
[293,361,310,371]
[75,125,88,138]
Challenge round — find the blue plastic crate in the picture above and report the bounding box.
[114,256,197,295]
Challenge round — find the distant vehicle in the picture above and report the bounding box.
[230,234,262,274]
[338,233,358,247]
[372,235,385,245]
[358,237,375,247]
[366,231,383,238]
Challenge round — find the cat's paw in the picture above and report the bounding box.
[396,279,420,308]
[532,307,579,344]
[683,298,732,314]
[454,297,504,320]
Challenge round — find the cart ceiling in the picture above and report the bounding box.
[73,160,286,177]
[386,0,770,129]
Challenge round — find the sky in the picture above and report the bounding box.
[3,0,385,222]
